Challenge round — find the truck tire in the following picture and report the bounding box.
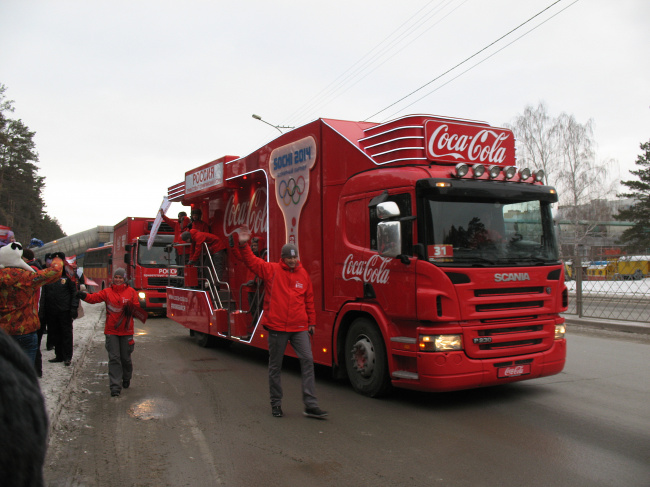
[195,331,215,348]
[345,318,392,397]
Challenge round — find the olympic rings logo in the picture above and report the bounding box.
[278,176,306,206]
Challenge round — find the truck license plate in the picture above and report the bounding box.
[497,364,531,378]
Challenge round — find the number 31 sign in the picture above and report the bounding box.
[428,244,453,261]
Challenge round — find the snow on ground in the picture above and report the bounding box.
[39,302,105,435]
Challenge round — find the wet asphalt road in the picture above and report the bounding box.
[44,317,650,487]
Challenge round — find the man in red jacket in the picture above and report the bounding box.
[181,229,227,283]
[236,229,327,419]
[189,208,210,233]
[160,209,191,270]
[77,268,142,397]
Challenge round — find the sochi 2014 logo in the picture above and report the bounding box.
[269,137,317,247]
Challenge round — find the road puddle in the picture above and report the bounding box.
[128,397,180,420]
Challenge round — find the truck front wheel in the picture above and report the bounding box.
[345,318,392,397]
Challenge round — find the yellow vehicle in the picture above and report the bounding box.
[613,256,649,280]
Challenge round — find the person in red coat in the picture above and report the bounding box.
[77,268,142,397]
[160,209,191,269]
[181,229,227,282]
[189,208,210,233]
[236,229,327,419]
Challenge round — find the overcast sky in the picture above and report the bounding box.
[1,0,648,237]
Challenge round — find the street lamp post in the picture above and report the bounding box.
[252,114,294,134]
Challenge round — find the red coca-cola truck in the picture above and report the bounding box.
[165,114,568,396]
[113,217,178,314]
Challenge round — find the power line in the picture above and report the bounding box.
[364,0,566,121]
[281,0,464,127]
[380,0,581,121]
[287,0,469,126]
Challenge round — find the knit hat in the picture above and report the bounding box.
[113,267,126,278]
[281,243,298,259]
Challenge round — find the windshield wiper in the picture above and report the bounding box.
[502,255,551,265]
[459,256,497,265]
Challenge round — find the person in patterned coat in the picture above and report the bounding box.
[0,243,63,365]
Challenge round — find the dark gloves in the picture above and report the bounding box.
[76,291,87,300]
[188,260,199,266]
[71,308,78,320]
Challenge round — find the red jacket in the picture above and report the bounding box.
[189,229,225,261]
[238,244,315,332]
[190,220,210,233]
[162,213,191,255]
[83,283,140,336]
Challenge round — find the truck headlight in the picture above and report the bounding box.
[554,324,566,339]
[419,334,463,352]
[138,291,146,300]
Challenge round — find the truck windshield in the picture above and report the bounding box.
[137,242,170,268]
[422,187,559,266]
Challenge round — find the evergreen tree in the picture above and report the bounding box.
[0,84,65,244]
[615,140,650,253]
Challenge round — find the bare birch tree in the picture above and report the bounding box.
[554,113,616,253]
[505,101,559,186]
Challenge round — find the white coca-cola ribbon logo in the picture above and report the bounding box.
[223,187,267,236]
[342,253,391,284]
[504,365,525,376]
[427,124,510,164]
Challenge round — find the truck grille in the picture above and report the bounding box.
[446,268,562,359]
[464,319,554,359]
[148,277,184,287]
[476,300,544,312]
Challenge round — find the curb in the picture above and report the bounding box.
[563,316,650,335]
[48,309,105,438]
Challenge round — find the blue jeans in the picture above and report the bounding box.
[12,332,39,365]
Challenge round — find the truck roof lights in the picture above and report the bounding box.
[519,168,532,181]
[454,163,469,178]
[503,166,517,179]
[472,164,485,178]
[534,169,545,182]
[488,165,501,179]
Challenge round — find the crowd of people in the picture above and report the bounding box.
[0,245,83,374]
[0,242,84,486]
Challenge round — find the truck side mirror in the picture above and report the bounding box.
[376,201,400,220]
[125,244,133,251]
[124,253,131,265]
[377,221,401,258]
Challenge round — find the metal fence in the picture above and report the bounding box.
[565,252,650,323]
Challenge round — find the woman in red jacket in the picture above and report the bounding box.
[77,268,141,397]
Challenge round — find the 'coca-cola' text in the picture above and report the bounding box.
[342,254,390,284]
